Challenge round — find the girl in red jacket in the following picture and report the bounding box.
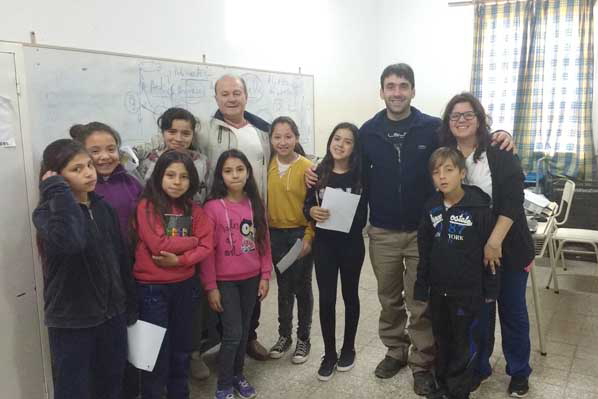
[132,149,213,399]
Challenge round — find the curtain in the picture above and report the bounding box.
[471,0,595,180]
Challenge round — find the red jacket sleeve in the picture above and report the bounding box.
[199,205,218,291]
[136,199,199,255]
[177,205,214,267]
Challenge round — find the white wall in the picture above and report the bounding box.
[0,0,382,156]
[377,0,474,118]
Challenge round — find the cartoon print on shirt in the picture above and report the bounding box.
[239,218,256,253]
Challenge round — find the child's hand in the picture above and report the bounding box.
[309,206,330,223]
[298,238,312,259]
[258,279,269,301]
[42,171,58,181]
[207,289,223,312]
[152,251,179,267]
[305,167,318,188]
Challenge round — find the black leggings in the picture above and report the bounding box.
[314,233,365,358]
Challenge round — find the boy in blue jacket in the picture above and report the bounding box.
[414,147,498,399]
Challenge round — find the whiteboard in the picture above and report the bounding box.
[22,46,315,167]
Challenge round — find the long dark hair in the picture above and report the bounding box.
[207,149,268,255]
[315,122,363,193]
[269,116,306,159]
[37,139,89,261]
[133,150,200,241]
[157,107,199,151]
[438,92,492,162]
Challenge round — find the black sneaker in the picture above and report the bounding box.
[374,355,407,378]
[337,349,356,371]
[470,373,490,393]
[508,376,529,398]
[291,339,311,364]
[269,336,292,359]
[317,355,337,381]
[413,371,437,396]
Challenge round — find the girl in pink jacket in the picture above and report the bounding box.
[201,149,272,399]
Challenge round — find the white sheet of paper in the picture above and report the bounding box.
[316,187,361,233]
[0,96,17,148]
[127,320,166,371]
[275,238,303,274]
[524,189,550,208]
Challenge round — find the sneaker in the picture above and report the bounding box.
[214,387,234,399]
[233,375,257,399]
[246,339,269,361]
[470,373,490,393]
[317,354,337,381]
[337,349,356,371]
[374,355,407,379]
[269,336,292,359]
[413,370,437,396]
[508,376,529,398]
[190,351,210,380]
[292,339,311,364]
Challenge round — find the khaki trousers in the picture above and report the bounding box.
[368,226,435,373]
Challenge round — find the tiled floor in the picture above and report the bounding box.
[190,241,598,398]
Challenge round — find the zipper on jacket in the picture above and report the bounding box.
[84,204,112,317]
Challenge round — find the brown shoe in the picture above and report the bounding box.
[246,339,269,361]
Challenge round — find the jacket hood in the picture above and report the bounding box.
[428,184,491,209]
[213,109,271,133]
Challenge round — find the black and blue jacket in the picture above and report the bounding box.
[360,107,440,231]
[33,176,137,328]
[414,185,498,301]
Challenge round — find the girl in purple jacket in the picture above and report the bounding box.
[70,122,143,238]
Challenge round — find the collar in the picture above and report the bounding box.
[213,109,271,132]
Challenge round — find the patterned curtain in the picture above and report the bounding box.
[471,0,595,180]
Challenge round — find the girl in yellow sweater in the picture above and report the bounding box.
[266,116,315,364]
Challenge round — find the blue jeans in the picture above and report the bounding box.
[48,313,127,399]
[476,268,532,378]
[137,277,200,399]
[217,276,260,390]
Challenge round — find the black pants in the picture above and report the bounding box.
[271,228,314,341]
[48,313,127,399]
[248,303,260,341]
[217,276,260,390]
[137,277,199,399]
[430,294,483,399]
[314,232,365,358]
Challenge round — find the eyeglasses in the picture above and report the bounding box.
[449,111,476,121]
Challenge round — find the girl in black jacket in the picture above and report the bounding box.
[439,93,536,398]
[33,139,136,399]
[304,123,368,381]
